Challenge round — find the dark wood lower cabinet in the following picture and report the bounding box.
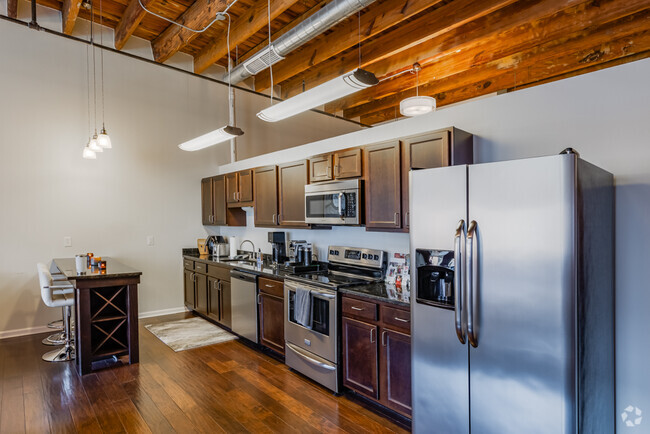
[206,276,232,328]
[184,270,195,309]
[258,293,285,354]
[342,317,379,399]
[342,294,411,418]
[195,273,208,315]
[381,328,412,415]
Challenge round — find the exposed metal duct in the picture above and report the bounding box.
[224,0,376,84]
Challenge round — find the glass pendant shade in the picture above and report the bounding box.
[178,126,244,151]
[82,146,97,159]
[88,135,103,152]
[98,127,112,149]
[400,96,436,117]
[257,69,378,122]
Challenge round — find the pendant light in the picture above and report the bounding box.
[178,14,243,151]
[83,28,97,159]
[97,0,112,149]
[400,63,435,117]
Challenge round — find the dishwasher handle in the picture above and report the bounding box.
[230,270,257,282]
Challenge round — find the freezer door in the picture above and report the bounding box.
[467,155,576,433]
[410,165,470,434]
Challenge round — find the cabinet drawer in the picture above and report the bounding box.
[342,297,378,322]
[207,264,231,281]
[183,259,194,270]
[258,277,284,297]
[381,305,411,333]
[194,262,207,274]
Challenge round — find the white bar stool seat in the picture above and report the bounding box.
[38,263,75,362]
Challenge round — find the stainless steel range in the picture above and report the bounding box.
[284,246,387,393]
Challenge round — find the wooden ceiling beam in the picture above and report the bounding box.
[278,0,518,99]
[151,0,228,64]
[340,0,648,118]
[114,0,156,50]
[7,0,17,19]
[193,0,302,74]
[62,0,82,34]
[358,13,650,124]
[253,0,446,92]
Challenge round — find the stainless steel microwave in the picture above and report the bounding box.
[304,179,363,225]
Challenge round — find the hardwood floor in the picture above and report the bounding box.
[0,312,410,433]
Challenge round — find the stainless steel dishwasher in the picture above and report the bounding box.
[230,269,258,343]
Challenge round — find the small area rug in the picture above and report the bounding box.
[145,317,237,352]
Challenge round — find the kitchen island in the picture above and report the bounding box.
[53,257,142,375]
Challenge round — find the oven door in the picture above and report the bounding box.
[305,189,360,225]
[284,279,337,362]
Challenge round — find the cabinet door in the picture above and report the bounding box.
[380,328,412,417]
[212,176,227,226]
[342,317,379,399]
[258,293,285,355]
[309,154,333,183]
[239,169,254,203]
[184,270,195,309]
[225,173,239,204]
[254,165,279,226]
[201,178,213,225]
[334,148,362,179]
[364,141,402,230]
[195,273,208,315]
[220,280,232,329]
[207,277,220,321]
[405,130,450,169]
[278,160,310,227]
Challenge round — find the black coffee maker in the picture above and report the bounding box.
[268,231,289,264]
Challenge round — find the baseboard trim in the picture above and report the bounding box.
[138,306,188,319]
[0,325,51,340]
[0,307,188,339]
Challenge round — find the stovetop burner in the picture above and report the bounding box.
[289,271,375,288]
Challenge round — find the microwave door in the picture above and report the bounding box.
[306,193,343,223]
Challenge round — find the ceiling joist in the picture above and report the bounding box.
[7,0,18,19]
[62,0,82,34]
[114,0,156,50]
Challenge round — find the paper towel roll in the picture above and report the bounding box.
[229,236,237,258]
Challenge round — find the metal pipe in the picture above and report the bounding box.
[224,0,376,84]
[28,0,40,29]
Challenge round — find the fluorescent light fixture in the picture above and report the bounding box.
[257,69,378,122]
[178,126,244,151]
[82,146,97,159]
[400,96,436,117]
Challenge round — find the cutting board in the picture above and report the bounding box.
[197,239,208,255]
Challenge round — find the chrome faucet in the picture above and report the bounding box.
[239,239,255,256]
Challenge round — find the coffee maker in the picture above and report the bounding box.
[268,231,289,265]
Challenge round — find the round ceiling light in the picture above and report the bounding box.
[400,96,436,117]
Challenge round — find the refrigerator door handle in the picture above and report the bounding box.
[466,220,479,347]
[454,219,467,345]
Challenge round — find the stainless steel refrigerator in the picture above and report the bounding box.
[410,152,614,433]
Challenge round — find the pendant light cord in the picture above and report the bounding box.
[91,1,97,134]
[225,12,233,126]
[357,11,361,69]
[86,43,91,138]
[100,0,105,129]
[268,0,273,104]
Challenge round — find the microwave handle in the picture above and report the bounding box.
[338,193,344,218]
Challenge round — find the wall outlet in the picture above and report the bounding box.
[146,236,154,246]
[63,236,72,247]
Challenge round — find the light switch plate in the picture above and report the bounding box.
[146,236,154,246]
[63,236,72,247]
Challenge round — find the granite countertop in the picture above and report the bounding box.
[53,257,142,280]
[183,251,295,280]
[339,282,411,308]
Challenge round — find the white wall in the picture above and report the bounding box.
[0,18,360,336]
[217,59,650,431]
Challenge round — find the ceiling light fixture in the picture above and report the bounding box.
[257,69,378,122]
[178,13,243,151]
[400,62,435,117]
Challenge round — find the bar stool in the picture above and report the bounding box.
[37,263,75,362]
[47,261,71,331]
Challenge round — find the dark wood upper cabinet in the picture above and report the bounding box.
[201,178,213,225]
[309,148,362,183]
[278,160,310,228]
[207,176,246,227]
[364,141,402,230]
[225,172,238,204]
[238,169,254,203]
[334,148,362,179]
[342,316,379,399]
[309,154,333,183]
[254,165,279,227]
[380,327,412,416]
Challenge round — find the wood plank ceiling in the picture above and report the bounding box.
[30,0,650,125]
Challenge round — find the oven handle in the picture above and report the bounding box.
[287,284,336,300]
[286,343,336,371]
